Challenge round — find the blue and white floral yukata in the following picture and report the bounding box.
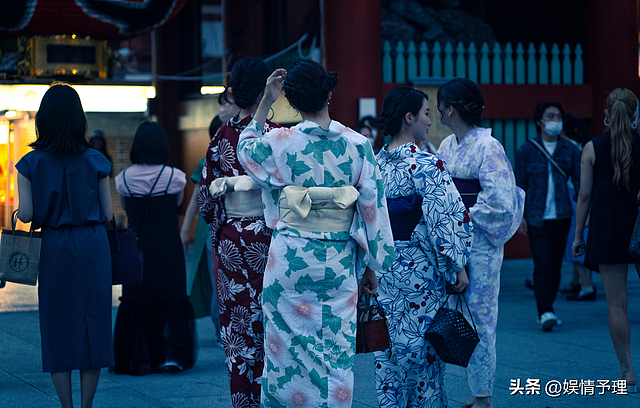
[238,119,395,408]
[375,143,472,408]
[437,128,525,398]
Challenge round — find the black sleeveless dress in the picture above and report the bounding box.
[587,132,640,265]
[113,166,197,375]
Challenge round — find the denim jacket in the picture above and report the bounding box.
[515,135,581,227]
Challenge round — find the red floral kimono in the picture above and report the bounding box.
[199,114,280,408]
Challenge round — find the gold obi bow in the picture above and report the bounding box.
[279,186,359,232]
[209,176,263,218]
[210,175,259,197]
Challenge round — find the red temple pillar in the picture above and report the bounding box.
[321,0,382,127]
[585,0,640,137]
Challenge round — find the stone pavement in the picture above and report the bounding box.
[1,259,639,407]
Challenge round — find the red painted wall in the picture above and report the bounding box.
[322,0,381,128]
[584,0,640,138]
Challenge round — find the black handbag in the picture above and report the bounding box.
[629,211,640,259]
[425,293,479,367]
[356,294,391,355]
[107,217,143,285]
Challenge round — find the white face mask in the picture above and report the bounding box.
[542,120,563,137]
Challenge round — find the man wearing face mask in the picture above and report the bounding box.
[515,101,582,331]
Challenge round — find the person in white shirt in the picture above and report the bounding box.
[515,101,582,331]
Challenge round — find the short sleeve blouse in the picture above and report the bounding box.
[15,149,111,229]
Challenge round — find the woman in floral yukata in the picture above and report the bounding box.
[374,86,472,408]
[436,78,525,408]
[199,57,280,408]
[237,60,395,407]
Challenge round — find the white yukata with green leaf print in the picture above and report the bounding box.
[238,119,395,408]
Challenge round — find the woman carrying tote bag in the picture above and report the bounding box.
[16,83,114,408]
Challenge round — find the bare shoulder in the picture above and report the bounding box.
[583,140,595,156]
[582,141,595,164]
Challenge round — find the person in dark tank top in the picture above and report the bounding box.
[572,88,640,394]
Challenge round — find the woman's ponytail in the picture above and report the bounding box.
[606,88,636,190]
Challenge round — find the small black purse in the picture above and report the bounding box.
[355,294,391,355]
[107,217,144,285]
[425,293,479,367]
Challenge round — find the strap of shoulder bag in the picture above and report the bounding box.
[529,138,568,181]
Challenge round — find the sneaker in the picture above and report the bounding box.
[539,312,559,332]
[536,315,562,326]
[160,361,183,373]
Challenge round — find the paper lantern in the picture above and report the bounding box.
[0,0,189,39]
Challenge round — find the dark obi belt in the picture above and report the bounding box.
[452,178,482,211]
[387,193,423,241]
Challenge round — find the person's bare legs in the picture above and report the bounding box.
[79,369,101,408]
[570,265,580,286]
[51,371,73,408]
[576,263,592,287]
[599,264,636,387]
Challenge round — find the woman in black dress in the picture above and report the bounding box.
[573,88,640,393]
[113,121,196,375]
[17,84,114,408]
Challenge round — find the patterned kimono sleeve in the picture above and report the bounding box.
[351,143,395,273]
[238,120,289,229]
[198,129,227,254]
[237,120,286,188]
[473,139,525,247]
[415,155,472,284]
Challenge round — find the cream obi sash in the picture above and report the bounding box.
[210,175,263,218]
[278,186,360,232]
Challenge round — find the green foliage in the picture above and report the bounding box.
[286,153,311,180]
[286,248,309,272]
[323,305,342,335]
[263,282,285,306]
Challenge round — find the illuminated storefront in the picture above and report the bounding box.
[0,83,155,229]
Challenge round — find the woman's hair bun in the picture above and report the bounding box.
[436,78,484,126]
[321,71,338,92]
[377,106,398,136]
[229,57,271,109]
[378,86,427,137]
[284,60,338,113]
